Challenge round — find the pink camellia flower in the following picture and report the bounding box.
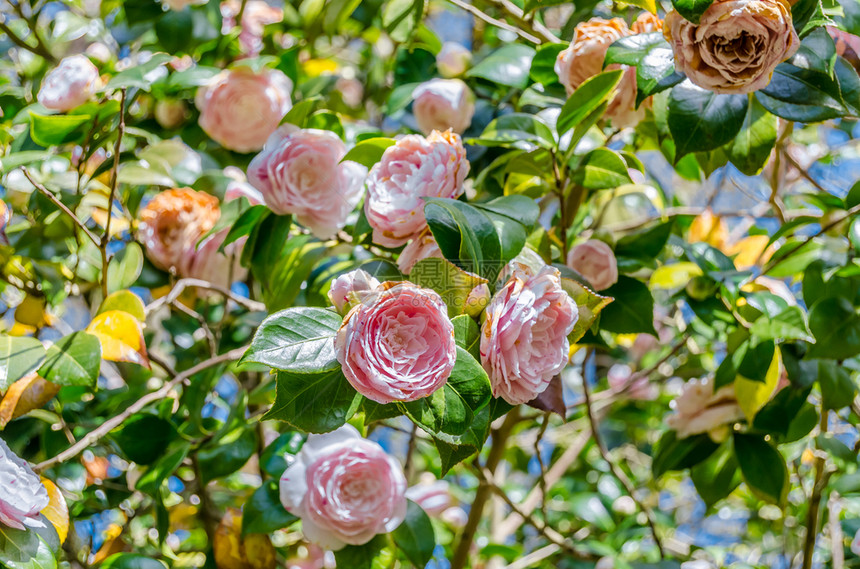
[555,18,642,127]
[183,228,247,288]
[397,232,444,274]
[365,130,469,247]
[436,42,472,78]
[335,281,456,403]
[666,377,744,440]
[607,363,658,401]
[481,264,578,405]
[221,0,283,56]
[0,438,49,530]
[567,240,619,291]
[327,269,380,315]
[412,78,475,135]
[279,424,407,550]
[664,0,798,94]
[405,474,453,516]
[37,55,101,112]
[247,126,366,238]
[196,67,292,153]
[851,528,860,556]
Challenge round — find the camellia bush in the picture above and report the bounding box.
[3,0,860,567]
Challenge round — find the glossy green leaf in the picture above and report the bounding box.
[668,81,748,160]
[557,69,623,136]
[241,307,343,373]
[0,336,47,391]
[264,369,361,433]
[733,433,788,506]
[467,44,536,89]
[728,97,777,176]
[341,137,396,168]
[29,113,91,147]
[807,297,860,360]
[392,500,436,568]
[242,481,298,535]
[571,148,633,190]
[598,276,657,335]
[38,332,101,387]
[197,426,258,484]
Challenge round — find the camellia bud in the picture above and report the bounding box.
[327,269,380,315]
[436,42,472,78]
[155,99,188,129]
[464,283,490,318]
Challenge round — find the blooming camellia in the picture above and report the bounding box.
[555,18,643,128]
[138,187,245,287]
[666,377,744,440]
[567,239,619,291]
[480,264,578,405]
[365,130,469,247]
[37,55,101,112]
[279,424,407,550]
[247,126,366,238]
[412,78,475,135]
[664,0,799,94]
[0,438,49,530]
[327,269,380,315]
[335,281,456,403]
[196,67,292,153]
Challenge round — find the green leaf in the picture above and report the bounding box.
[135,442,190,495]
[614,220,674,261]
[756,63,847,122]
[728,97,777,176]
[222,205,269,251]
[792,0,833,38]
[671,0,714,23]
[106,242,144,294]
[467,44,536,89]
[571,148,634,190]
[341,137,396,168]
[392,500,436,568]
[280,96,322,127]
[106,53,172,91]
[749,305,814,343]
[807,297,860,360]
[472,195,540,228]
[0,521,59,569]
[382,0,423,43]
[598,276,656,335]
[111,414,176,465]
[197,426,258,484]
[401,347,492,436]
[605,33,684,105]
[691,441,742,509]
[424,198,502,281]
[101,554,168,569]
[259,432,304,477]
[668,82,748,160]
[264,369,361,433]
[98,290,146,321]
[241,307,343,373]
[557,70,623,136]
[559,277,613,344]
[733,432,788,506]
[529,43,566,86]
[452,314,480,359]
[817,360,857,410]
[410,258,488,318]
[652,430,719,477]
[473,113,555,150]
[0,336,47,391]
[433,399,508,475]
[242,481,298,535]
[29,113,91,147]
[38,331,101,387]
[334,535,390,569]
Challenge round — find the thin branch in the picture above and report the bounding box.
[581,350,665,557]
[0,18,56,63]
[20,168,101,248]
[33,345,248,473]
[101,88,127,299]
[444,0,543,44]
[482,0,560,43]
[802,411,833,569]
[502,544,561,569]
[145,277,266,315]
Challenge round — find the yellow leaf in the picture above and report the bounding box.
[14,295,54,328]
[40,478,69,545]
[618,0,657,13]
[650,262,703,290]
[726,235,774,269]
[688,209,728,250]
[214,509,276,569]
[735,346,782,422]
[86,310,150,368]
[302,58,338,77]
[244,534,276,569]
[0,373,59,428]
[98,290,146,322]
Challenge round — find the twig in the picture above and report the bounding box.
[802,411,832,569]
[0,18,56,63]
[444,0,543,44]
[20,168,101,248]
[783,149,830,195]
[404,422,419,482]
[481,0,560,43]
[169,300,217,357]
[145,277,266,314]
[502,544,561,569]
[581,350,665,557]
[33,345,248,473]
[101,88,127,298]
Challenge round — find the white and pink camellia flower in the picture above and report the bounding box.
[327,269,380,315]
[365,130,469,247]
[335,281,456,403]
[279,424,407,550]
[137,187,246,287]
[196,67,292,153]
[247,126,366,238]
[666,377,744,440]
[37,55,101,112]
[480,263,578,405]
[436,42,472,78]
[0,438,49,530]
[412,78,475,135]
[566,239,619,291]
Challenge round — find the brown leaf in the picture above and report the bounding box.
[526,375,566,417]
[0,373,60,428]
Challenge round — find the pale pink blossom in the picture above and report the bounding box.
[328,269,380,315]
[0,438,49,530]
[405,475,453,516]
[607,363,658,400]
[397,232,444,274]
[412,78,475,135]
[567,240,618,291]
[480,263,578,405]
[221,0,283,56]
[279,424,407,550]
[335,281,456,403]
[365,130,469,247]
[851,528,860,556]
[436,42,472,77]
[196,67,292,153]
[247,126,366,238]
[38,55,101,112]
[666,377,744,439]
